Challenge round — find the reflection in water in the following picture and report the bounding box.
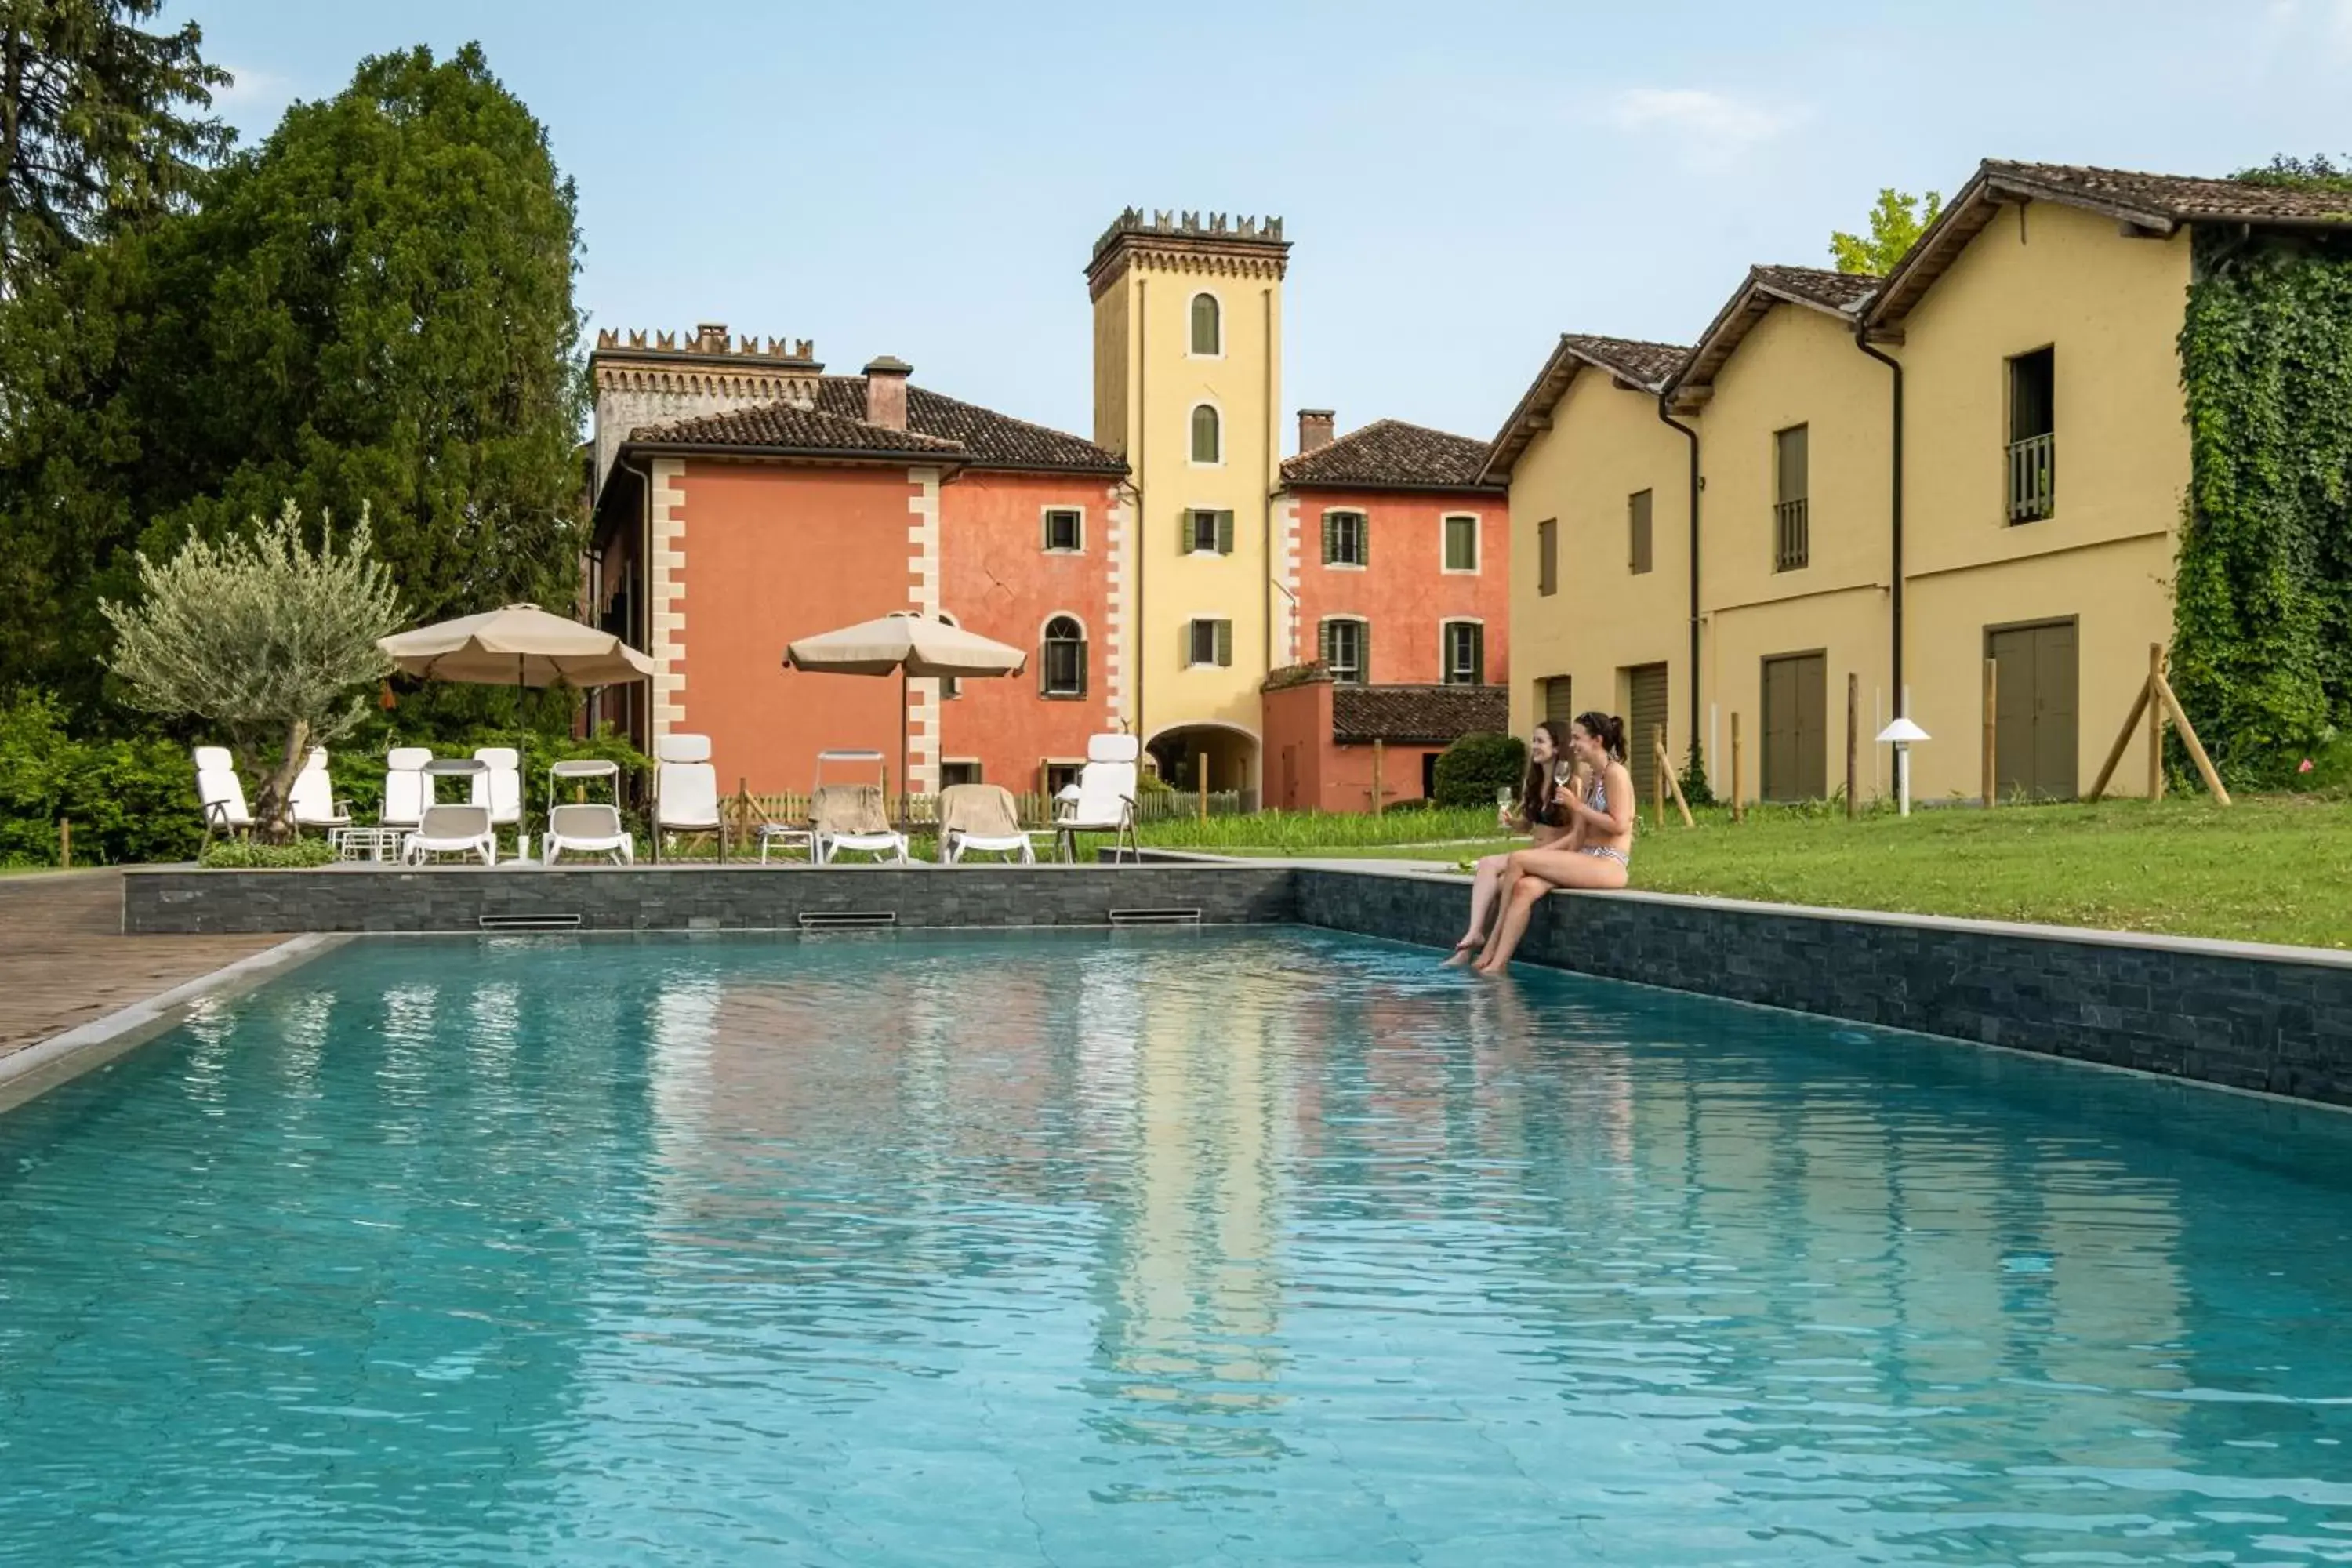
[1,929,2347,1566]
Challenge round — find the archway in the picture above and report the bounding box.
[1145,722,1261,808]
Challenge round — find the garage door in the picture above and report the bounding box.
[1762,652,1828,800]
[1987,620,2078,800]
[1624,662,1669,801]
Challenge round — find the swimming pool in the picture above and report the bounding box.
[3,929,2350,1565]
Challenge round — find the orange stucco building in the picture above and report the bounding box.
[584,215,1511,808]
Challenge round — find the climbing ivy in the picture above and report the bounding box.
[2172,169,2352,786]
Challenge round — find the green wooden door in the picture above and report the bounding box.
[1625,662,1669,802]
[1988,621,2078,800]
[1761,653,1828,800]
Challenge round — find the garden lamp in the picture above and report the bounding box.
[1876,717,1930,817]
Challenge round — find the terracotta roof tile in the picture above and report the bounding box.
[1331,683,1508,746]
[630,379,1127,474]
[1668,264,1882,401]
[1750,265,1879,310]
[1280,419,1502,492]
[1480,335,1690,482]
[1555,335,1690,392]
[1985,160,2352,226]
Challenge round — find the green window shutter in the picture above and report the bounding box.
[1359,516,1370,568]
[1181,509,1196,556]
[1317,619,1333,666]
[1076,638,1089,697]
[1321,513,1335,564]
[1216,510,1235,555]
[1181,622,1196,666]
[1359,621,1371,683]
[1469,626,1485,684]
[1215,620,1232,667]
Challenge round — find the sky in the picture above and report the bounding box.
[188,1,2352,450]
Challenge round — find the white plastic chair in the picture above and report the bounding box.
[288,748,350,838]
[542,804,633,865]
[940,783,1039,864]
[194,746,253,845]
[381,747,435,832]
[653,733,724,861]
[471,746,524,857]
[1054,734,1140,862]
[403,804,496,866]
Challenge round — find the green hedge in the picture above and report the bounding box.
[198,839,336,869]
[1431,731,1526,808]
[0,694,205,866]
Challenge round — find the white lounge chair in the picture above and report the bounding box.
[653,733,724,861]
[471,746,524,857]
[194,746,253,845]
[940,783,1039,864]
[381,746,435,833]
[542,803,633,865]
[288,747,350,839]
[1054,733,1141,862]
[812,783,909,865]
[403,804,496,866]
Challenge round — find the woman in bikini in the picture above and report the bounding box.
[1443,720,1573,966]
[1474,710,1633,975]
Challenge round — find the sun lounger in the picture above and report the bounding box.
[653,734,724,861]
[471,746,524,855]
[939,783,1040,864]
[381,746,434,833]
[403,804,496,866]
[1053,733,1141,862]
[287,747,350,839]
[542,803,633,865]
[194,746,253,845]
[811,783,908,864]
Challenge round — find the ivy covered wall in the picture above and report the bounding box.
[2174,223,2352,785]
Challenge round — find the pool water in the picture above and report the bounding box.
[4,930,2352,1565]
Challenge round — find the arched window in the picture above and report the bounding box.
[1041,615,1087,698]
[1190,292,1221,355]
[1191,404,1221,464]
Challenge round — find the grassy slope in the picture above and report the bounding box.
[1167,798,2352,949]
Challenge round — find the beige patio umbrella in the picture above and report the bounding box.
[379,604,655,830]
[783,612,1027,805]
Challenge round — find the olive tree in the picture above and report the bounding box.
[103,503,402,836]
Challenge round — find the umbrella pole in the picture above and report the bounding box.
[899,666,909,826]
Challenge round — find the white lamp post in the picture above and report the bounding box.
[1876,717,1930,816]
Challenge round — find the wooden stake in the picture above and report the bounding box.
[1650,725,1665,828]
[2088,681,2153,802]
[1845,673,1858,819]
[1982,656,1998,808]
[58,818,70,870]
[1730,713,1744,823]
[2154,673,2233,806]
[2146,643,2165,801]
[1370,738,1385,815]
[1196,767,1208,825]
[1656,732,1693,827]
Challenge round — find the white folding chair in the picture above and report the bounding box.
[653,734,724,861]
[1054,734,1140,862]
[194,746,253,846]
[381,747,435,833]
[288,747,351,840]
[470,746,524,859]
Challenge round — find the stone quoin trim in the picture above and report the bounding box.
[1276,494,1301,663]
[648,458,688,739]
[906,466,944,795]
[1105,481,1132,731]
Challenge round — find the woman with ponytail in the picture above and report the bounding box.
[1442,720,1573,965]
[1472,710,1634,975]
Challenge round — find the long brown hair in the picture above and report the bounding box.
[1575,710,1628,763]
[1520,720,1567,823]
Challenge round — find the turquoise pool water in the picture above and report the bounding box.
[3,929,2351,1565]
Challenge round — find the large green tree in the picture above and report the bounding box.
[0,0,228,299]
[1829,187,1944,276]
[0,42,586,717]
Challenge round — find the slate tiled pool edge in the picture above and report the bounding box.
[119,861,2352,1108]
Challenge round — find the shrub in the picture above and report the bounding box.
[0,692,205,866]
[198,838,336,869]
[1431,731,1526,809]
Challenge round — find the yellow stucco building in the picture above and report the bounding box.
[1497,159,2343,805]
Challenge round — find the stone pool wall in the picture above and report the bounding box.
[122,862,2352,1108]
[122,862,1294,937]
[1291,867,2352,1107]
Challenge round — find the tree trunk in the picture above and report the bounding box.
[251,718,311,844]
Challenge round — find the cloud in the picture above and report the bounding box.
[1602,88,1809,170]
[212,65,292,107]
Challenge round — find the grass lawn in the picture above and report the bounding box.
[1156,797,2352,949]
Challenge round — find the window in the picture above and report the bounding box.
[1186,618,1233,668]
[1628,489,1653,575]
[1773,423,1809,572]
[1186,507,1234,555]
[940,760,982,788]
[1443,514,1479,573]
[1042,507,1083,553]
[938,611,963,699]
[1318,617,1368,684]
[1443,621,1485,686]
[1041,615,1087,698]
[1044,761,1083,797]
[2007,346,2055,524]
[1537,518,1559,597]
[1190,404,1221,463]
[1323,510,1367,567]
[1189,292,1221,356]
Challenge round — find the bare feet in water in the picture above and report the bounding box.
[1441,937,1481,967]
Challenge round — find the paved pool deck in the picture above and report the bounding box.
[0,871,278,1062]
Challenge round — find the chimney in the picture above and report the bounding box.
[692,321,728,352]
[865,355,913,431]
[1298,408,1335,453]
